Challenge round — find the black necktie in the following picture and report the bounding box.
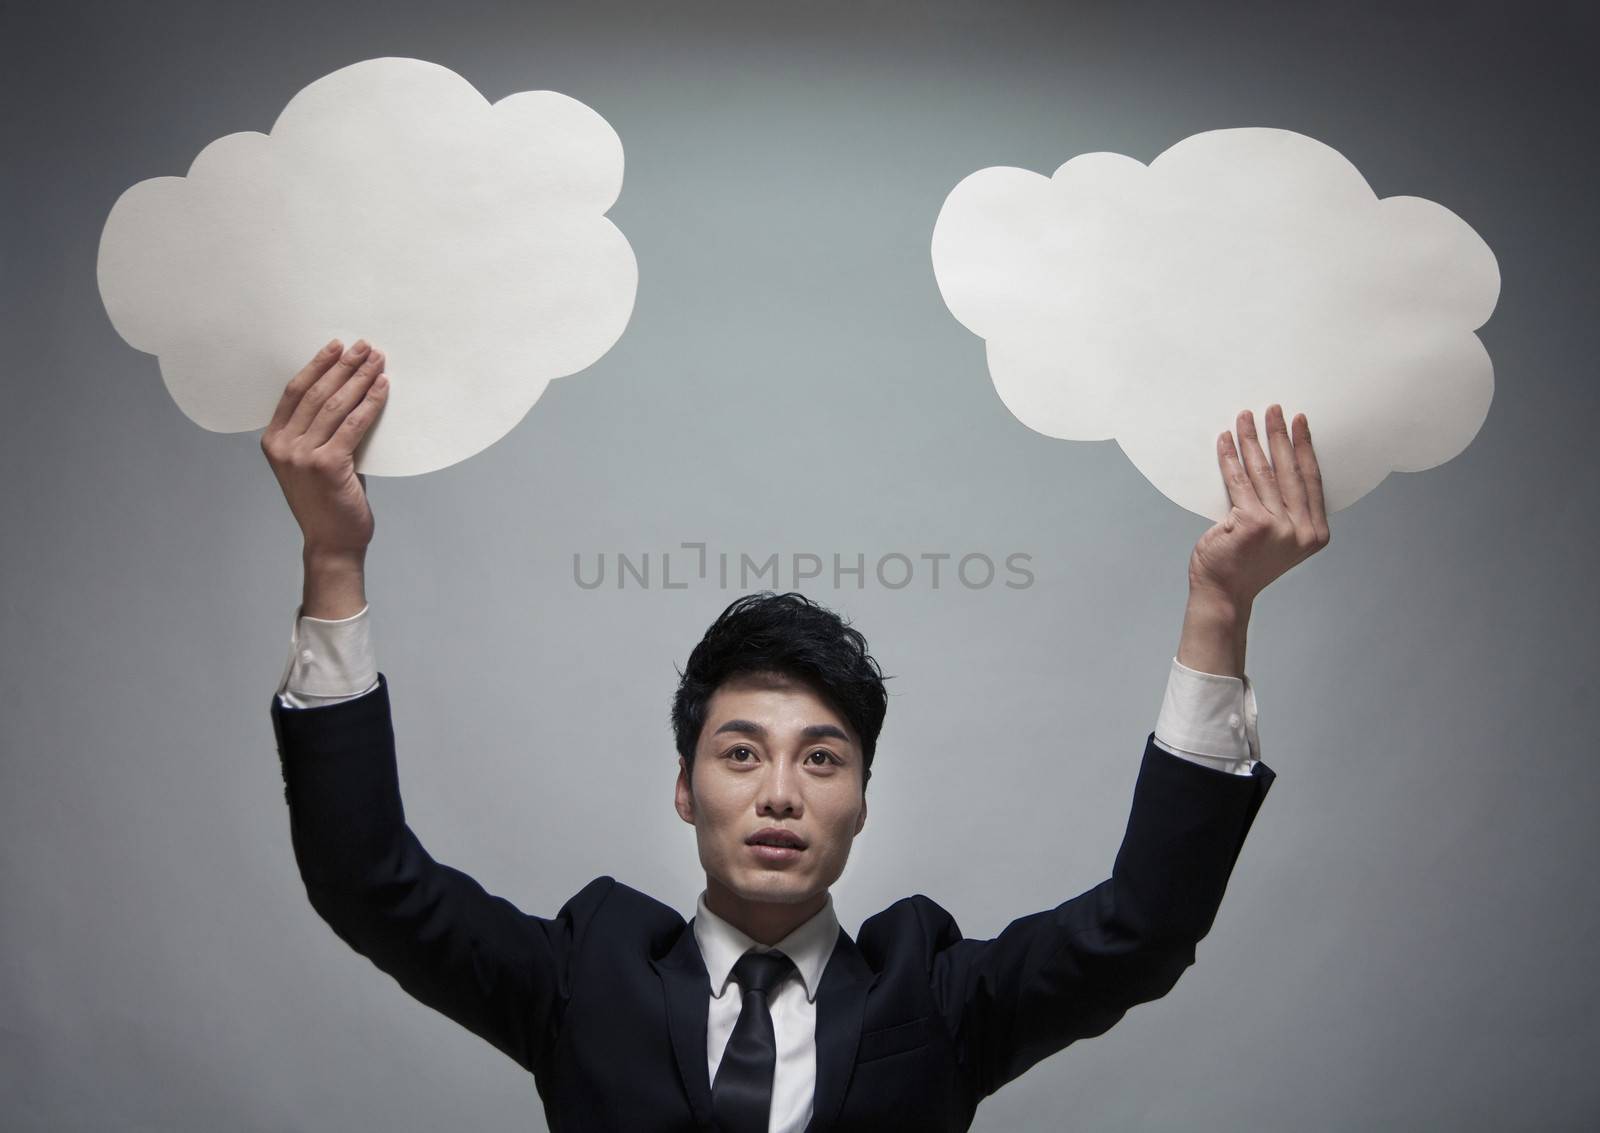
[712,949,797,1133]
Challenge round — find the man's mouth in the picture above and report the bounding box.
[748,842,804,862]
[747,828,807,849]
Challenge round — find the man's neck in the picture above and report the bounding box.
[704,878,827,946]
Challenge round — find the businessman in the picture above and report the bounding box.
[264,337,1329,1131]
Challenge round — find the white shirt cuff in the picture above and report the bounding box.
[275,603,380,708]
[1152,656,1260,776]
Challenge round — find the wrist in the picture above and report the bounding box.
[302,544,367,571]
[301,547,367,620]
[1177,587,1250,678]
[1184,582,1251,625]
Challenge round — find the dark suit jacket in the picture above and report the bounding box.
[271,673,1274,1132]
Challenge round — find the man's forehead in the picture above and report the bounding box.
[710,671,823,707]
[705,675,855,739]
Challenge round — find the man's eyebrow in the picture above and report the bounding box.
[711,719,854,746]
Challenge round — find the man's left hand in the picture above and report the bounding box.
[1188,404,1331,611]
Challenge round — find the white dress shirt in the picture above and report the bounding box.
[273,603,1262,1132]
[693,888,840,1133]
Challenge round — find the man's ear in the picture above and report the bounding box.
[854,794,867,836]
[674,756,696,825]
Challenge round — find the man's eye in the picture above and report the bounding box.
[726,747,834,766]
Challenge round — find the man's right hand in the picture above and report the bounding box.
[262,338,390,619]
[261,338,389,560]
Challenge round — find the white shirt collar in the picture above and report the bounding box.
[693,888,841,1004]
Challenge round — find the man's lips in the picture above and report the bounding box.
[746,828,807,849]
[748,843,803,864]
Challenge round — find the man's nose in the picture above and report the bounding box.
[756,761,802,814]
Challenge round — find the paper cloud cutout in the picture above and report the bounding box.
[930,127,1500,520]
[97,57,637,475]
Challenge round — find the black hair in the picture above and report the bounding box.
[671,591,891,793]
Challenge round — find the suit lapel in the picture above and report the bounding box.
[805,926,876,1133]
[651,923,715,1127]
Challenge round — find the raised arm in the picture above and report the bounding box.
[261,339,604,1073]
[928,405,1329,1098]
[925,733,1275,1099]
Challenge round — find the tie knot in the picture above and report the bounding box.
[731,949,794,997]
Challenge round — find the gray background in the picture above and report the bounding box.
[3,1,1596,1129]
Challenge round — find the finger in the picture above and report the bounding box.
[323,370,391,461]
[1264,404,1309,521]
[1218,429,1260,515]
[307,348,384,448]
[1292,413,1330,539]
[267,338,342,434]
[285,339,371,438]
[1236,409,1284,514]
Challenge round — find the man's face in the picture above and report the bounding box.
[674,673,868,920]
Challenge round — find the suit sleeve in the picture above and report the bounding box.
[930,735,1275,1098]
[270,672,613,1074]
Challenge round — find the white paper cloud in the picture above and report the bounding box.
[930,127,1500,520]
[97,57,637,476]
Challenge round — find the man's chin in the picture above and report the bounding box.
[729,872,817,905]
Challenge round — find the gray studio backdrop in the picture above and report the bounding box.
[3,1,1595,1130]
